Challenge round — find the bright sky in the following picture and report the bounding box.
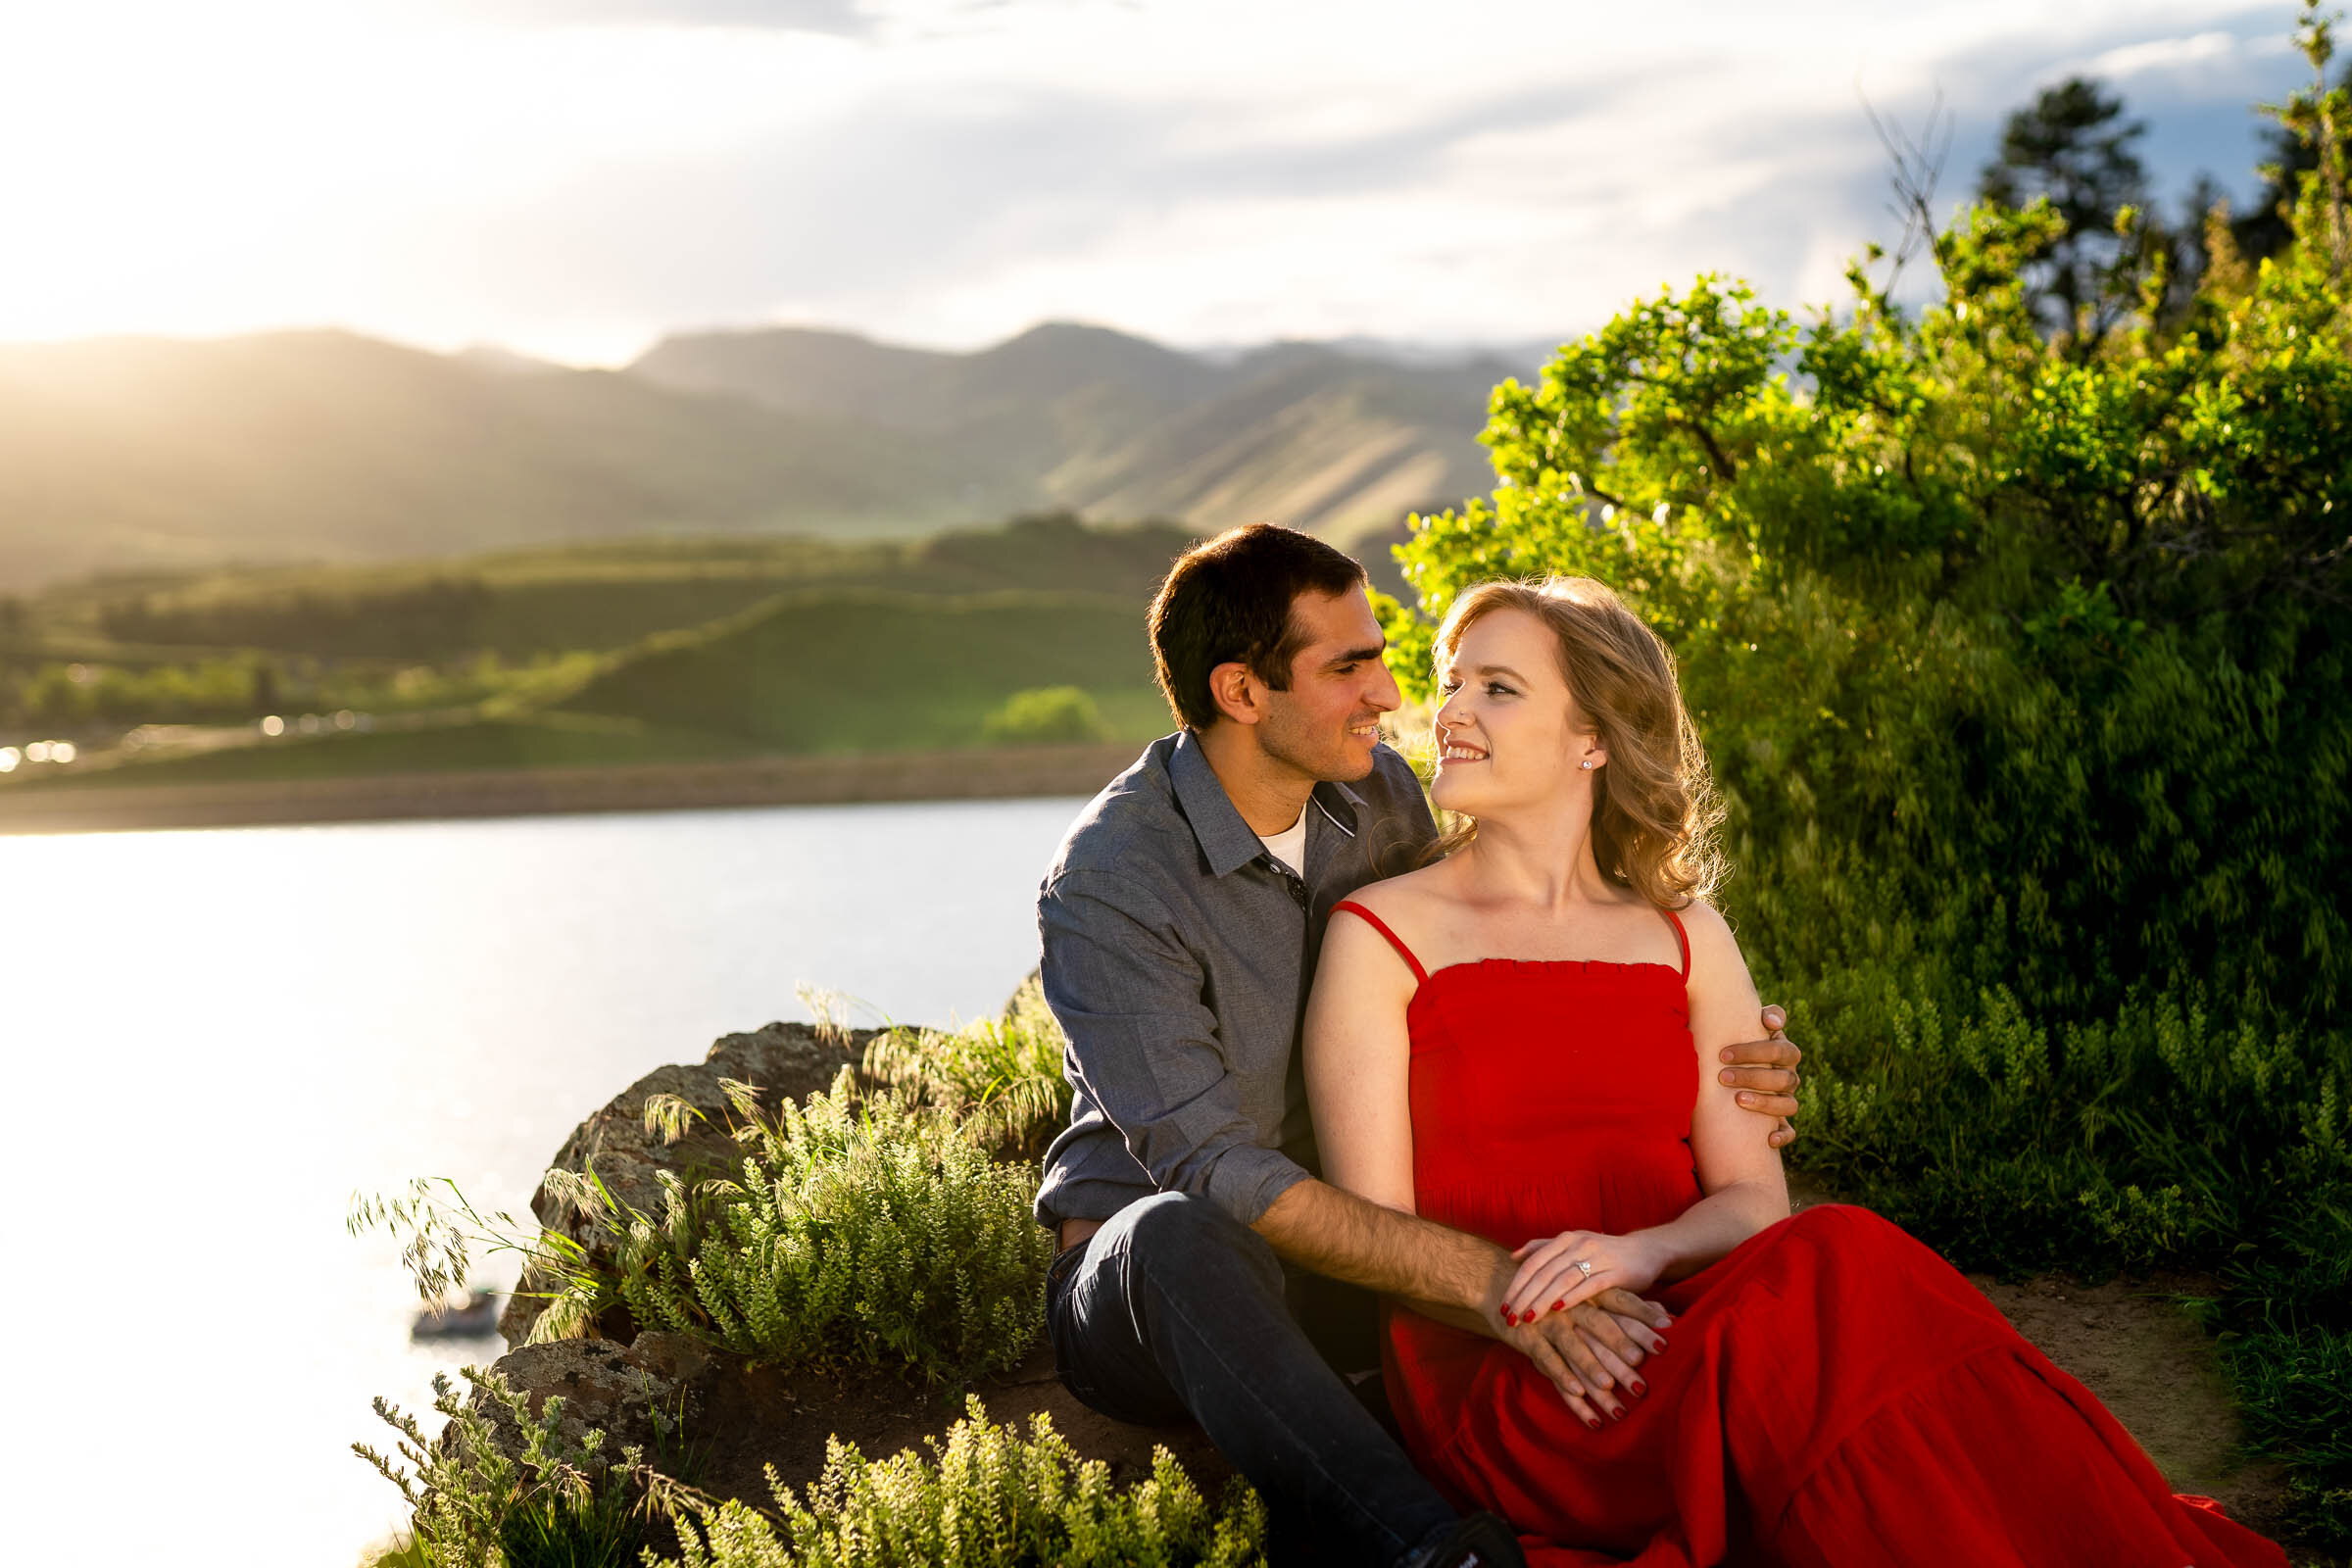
[0,0,2312,364]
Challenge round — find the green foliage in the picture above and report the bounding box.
[356,1367,706,1568]
[864,975,1075,1161]
[606,1071,1054,1383]
[1,656,271,726]
[652,1397,1265,1568]
[981,686,1111,745]
[1384,11,2352,1545]
[554,588,1156,754]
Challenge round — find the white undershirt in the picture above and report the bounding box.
[1257,810,1308,877]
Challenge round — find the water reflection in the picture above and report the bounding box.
[0,798,1081,1565]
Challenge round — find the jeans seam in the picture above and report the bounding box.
[1128,1236,1420,1558]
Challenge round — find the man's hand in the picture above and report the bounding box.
[1720,1002,1802,1149]
[1501,1288,1670,1429]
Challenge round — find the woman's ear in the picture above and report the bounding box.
[1578,731,1608,772]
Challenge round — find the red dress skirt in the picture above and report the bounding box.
[1331,902,2284,1568]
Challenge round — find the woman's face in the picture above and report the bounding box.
[1429,607,1602,819]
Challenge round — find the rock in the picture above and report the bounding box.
[499,1021,871,1347]
[466,1336,693,1471]
[470,1333,1234,1508]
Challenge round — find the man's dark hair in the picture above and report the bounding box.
[1149,523,1367,731]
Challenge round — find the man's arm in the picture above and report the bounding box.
[1039,867,1313,1224]
[1252,1175,1664,1424]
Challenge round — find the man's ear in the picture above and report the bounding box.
[1207,661,1264,726]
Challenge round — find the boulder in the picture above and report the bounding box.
[472,1334,1234,1508]
[498,1021,871,1346]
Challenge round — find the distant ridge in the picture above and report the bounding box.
[0,319,1544,589]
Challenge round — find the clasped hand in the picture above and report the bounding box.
[1495,1277,1671,1430]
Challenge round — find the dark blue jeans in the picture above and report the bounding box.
[1046,1192,1459,1565]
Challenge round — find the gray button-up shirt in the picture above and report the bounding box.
[1033,730,1439,1230]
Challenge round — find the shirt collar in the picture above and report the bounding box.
[1168,729,1367,878]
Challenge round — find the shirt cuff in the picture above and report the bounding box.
[1202,1144,1313,1227]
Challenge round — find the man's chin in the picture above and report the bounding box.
[1324,738,1381,782]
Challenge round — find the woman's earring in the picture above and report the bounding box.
[1579,760,1592,770]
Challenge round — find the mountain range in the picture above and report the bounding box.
[0,321,1545,591]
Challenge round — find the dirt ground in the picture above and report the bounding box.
[1786,1172,2340,1567]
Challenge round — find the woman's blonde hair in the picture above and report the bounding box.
[1431,576,1724,908]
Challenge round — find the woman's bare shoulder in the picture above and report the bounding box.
[1676,898,1752,990]
[1335,856,1458,921]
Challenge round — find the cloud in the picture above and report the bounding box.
[466,0,873,32]
[0,0,2316,364]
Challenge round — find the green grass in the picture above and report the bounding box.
[31,515,1200,661]
[554,588,1162,753]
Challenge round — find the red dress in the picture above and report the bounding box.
[1330,901,2285,1568]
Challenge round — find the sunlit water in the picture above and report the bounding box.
[0,798,1090,1567]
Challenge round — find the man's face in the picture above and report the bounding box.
[1254,587,1401,783]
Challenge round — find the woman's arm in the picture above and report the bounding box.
[1503,901,1790,1320]
[1301,900,1423,1215]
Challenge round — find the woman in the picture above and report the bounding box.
[1301,576,2283,1568]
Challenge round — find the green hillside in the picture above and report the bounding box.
[38,515,1200,661]
[554,587,1164,754]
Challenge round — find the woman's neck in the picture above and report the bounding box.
[1458,804,1619,912]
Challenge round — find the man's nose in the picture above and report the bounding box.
[1368,660,1402,712]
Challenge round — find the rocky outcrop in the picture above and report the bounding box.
[498,1020,872,1346]
[478,1331,1232,1509]
[478,1015,1235,1504]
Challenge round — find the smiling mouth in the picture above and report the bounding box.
[1439,734,1488,762]
[1347,719,1382,742]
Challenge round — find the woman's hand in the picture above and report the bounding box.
[1502,1230,1669,1324]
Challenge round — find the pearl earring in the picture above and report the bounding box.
[1579,760,1592,770]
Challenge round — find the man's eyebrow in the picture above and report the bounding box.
[1328,643,1388,667]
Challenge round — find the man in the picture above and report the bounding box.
[1034,525,1802,1567]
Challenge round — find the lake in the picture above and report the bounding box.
[0,797,1091,1567]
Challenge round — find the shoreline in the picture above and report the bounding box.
[0,741,1143,835]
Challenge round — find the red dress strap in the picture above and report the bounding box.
[1662,906,1690,980]
[1331,900,1429,985]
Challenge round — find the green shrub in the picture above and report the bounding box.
[356,1367,705,1568]
[1380,7,2351,1544]
[609,1071,1054,1383]
[652,1397,1265,1568]
[981,685,1111,745]
[863,975,1074,1161]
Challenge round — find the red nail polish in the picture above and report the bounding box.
[1587,1418,1603,1432]
[1551,1298,1566,1311]
[1652,1341,1667,1354]
[1631,1380,1647,1397]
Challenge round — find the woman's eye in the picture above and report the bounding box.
[1487,682,1515,697]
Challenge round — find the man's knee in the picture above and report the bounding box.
[1107,1191,1284,1297]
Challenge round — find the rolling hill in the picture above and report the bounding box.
[0,320,1534,592]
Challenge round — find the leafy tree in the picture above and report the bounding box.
[1383,3,2352,1543]
[1978,76,2155,347]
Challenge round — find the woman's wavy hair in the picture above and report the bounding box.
[1431,576,1725,909]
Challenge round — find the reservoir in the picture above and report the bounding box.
[0,796,1090,1566]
